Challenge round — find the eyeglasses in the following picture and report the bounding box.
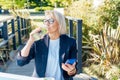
[43,18,54,24]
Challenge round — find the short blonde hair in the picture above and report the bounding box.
[45,10,66,34]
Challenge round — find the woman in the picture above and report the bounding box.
[17,10,78,80]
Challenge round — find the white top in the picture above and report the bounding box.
[45,38,64,80]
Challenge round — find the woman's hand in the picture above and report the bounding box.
[29,27,41,42]
[20,27,41,57]
[62,62,76,76]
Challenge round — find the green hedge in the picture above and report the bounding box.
[34,7,53,11]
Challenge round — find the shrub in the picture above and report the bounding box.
[65,0,120,42]
[34,6,53,12]
[85,25,120,79]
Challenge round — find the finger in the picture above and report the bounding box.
[62,63,71,72]
[30,28,41,35]
[63,64,74,73]
[65,64,76,73]
[68,69,76,76]
[65,63,76,69]
[68,67,76,76]
[62,63,69,71]
[65,64,73,68]
[33,28,41,33]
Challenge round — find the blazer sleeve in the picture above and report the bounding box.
[69,39,78,59]
[17,43,35,66]
[69,39,78,76]
[63,38,78,78]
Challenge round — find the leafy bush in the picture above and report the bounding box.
[84,25,120,79]
[65,0,120,43]
[96,0,120,29]
[10,9,30,19]
[29,2,37,8]
[84,64,120,79]
[65,0,94,38]
[89,25,120,64]
[34,6,53,11]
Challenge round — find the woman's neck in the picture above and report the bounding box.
[49,32,60,40]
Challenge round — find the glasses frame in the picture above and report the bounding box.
[43,18,55,24]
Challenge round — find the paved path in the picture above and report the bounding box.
[5,58,34,76]
[4,44,34,77]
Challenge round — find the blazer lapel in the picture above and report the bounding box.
[42,35,50,76]
[59,35,66,63]
[44,35,49,47]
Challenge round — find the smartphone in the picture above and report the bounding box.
[65,59,77,65]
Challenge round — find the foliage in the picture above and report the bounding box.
[29,2,37,8]
[84,64,120,79]
[65,0,120,43]
[96,0,120,29]
[0,0,72,9]
[30,0,50,7]
[84,25,120,79]
[65,0,96,46]
[10,9,30,19]
[29,0,73,7]
[34,6,53,11]
[14,0,26,8]
[48,0,72,7]
[0,0,12,9]
[89,25,120,64]
[0,0,27,9]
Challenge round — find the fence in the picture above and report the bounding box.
[0,16,31,63]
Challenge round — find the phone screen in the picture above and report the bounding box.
[65,59,76,65]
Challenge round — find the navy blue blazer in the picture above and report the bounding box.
[17,34,78,80]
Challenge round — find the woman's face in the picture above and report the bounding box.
[44,15,59,34]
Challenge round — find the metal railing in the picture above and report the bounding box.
[0,16,31,62]
[66,16,82,73]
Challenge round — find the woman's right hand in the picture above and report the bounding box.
[20,27,41,57]
[29,27,41,42]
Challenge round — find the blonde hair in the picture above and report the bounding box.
[45,10,66,34]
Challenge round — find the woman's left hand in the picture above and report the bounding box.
[62,62,76,76]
